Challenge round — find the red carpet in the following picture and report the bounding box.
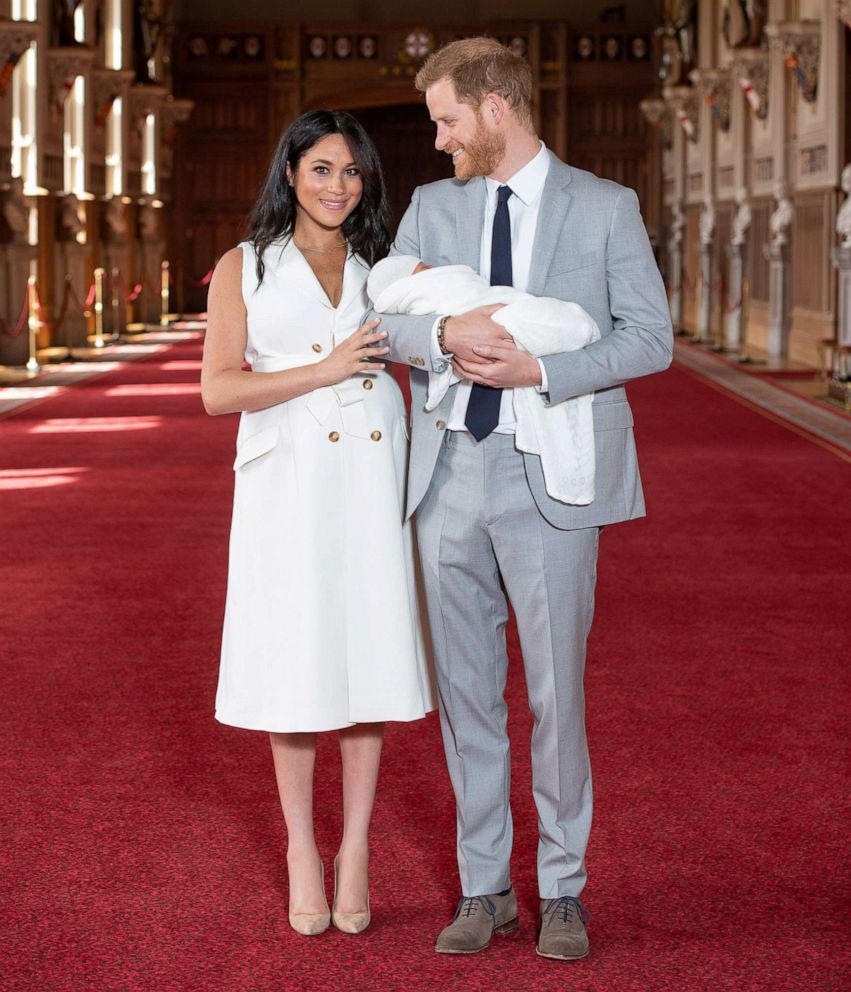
[1,339,848,991]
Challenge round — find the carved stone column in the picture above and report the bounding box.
[834,245,851,348]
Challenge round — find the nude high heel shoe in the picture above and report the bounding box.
[288,859,331,936]
[332,854,371,934]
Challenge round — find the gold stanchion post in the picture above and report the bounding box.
[160,260,170,327]
[93,267,106,349]
[25,275,40,373]
[110,267,122,341]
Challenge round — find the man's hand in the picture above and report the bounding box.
[443,304,515,362]
[453,344,543,389]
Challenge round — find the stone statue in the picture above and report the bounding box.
[699,196,715,246]
[668,202,684,251]
[836,163,851,247]
[731,187,752,246]
[1,177,29,243]
[769,180,793,247]
[52,0,84,47]
[59,194,85,240]
[723,0,767,49]
[104,196,129,242]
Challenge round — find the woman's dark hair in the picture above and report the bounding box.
[247,110,391,283]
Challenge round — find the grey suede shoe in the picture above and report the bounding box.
[536,896,590,960]
[435,888,519,954]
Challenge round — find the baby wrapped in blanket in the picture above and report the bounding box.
[367,255,601,506]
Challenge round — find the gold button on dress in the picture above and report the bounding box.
[328,431,340,442]
[370,431,382,442]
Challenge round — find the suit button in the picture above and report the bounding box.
[370,430,382,441]
[328,431,340,442]
[362,379,373,390]
[312,343,323,353]
[436,420,446,430]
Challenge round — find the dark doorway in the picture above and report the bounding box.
[349,104,452,238]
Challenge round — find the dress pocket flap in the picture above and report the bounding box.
[550,251,600,277]
[592,401,634,431]
[233,426,280,470]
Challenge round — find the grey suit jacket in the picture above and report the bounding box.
[371,152,673,529]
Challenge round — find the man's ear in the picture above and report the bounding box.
[483,92,505,124]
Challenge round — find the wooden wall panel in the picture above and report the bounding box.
[683,203,700,332]
[171,19,657,307]
[792,193,830,313]
[748,200,770,304]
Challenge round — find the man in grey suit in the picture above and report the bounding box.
[372,38,672,960]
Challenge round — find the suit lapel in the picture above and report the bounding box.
[455,178,486,271]
[527,156,574,297]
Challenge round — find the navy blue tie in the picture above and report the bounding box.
[465,184,513,442]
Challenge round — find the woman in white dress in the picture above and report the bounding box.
[201,110,433,937]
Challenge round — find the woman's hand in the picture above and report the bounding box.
[315,319,389,387]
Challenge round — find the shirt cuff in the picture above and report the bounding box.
[535,359,548,394]
[430,316,451,373]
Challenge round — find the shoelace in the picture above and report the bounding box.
[547,895,591,927]
[455,896,496,921]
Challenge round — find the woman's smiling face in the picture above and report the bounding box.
[288,133,364,232]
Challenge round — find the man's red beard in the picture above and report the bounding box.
[449,112,506,180]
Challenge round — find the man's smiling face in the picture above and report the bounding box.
[426,77,506,181]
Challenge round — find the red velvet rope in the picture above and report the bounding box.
[0,285,31,339]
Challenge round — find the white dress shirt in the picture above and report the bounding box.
[437,141,551,434]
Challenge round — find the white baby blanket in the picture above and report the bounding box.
[368,256,601,505]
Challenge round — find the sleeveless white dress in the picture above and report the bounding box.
[215,239,434,732]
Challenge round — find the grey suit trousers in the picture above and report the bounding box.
[417,430,598,899]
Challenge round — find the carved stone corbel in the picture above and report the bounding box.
[0,19,39,82]
[46,46,96,115]
[90,68,135,126]
[837,2,851,30]
[640,97,673,150]
[731,49,769,120]
[127,82,169,126]
[765,21,821,104]
[160,97,194,136]
[663,85,699,143]
[690,68,732,132]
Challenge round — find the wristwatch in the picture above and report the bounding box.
[437,314,452,356]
